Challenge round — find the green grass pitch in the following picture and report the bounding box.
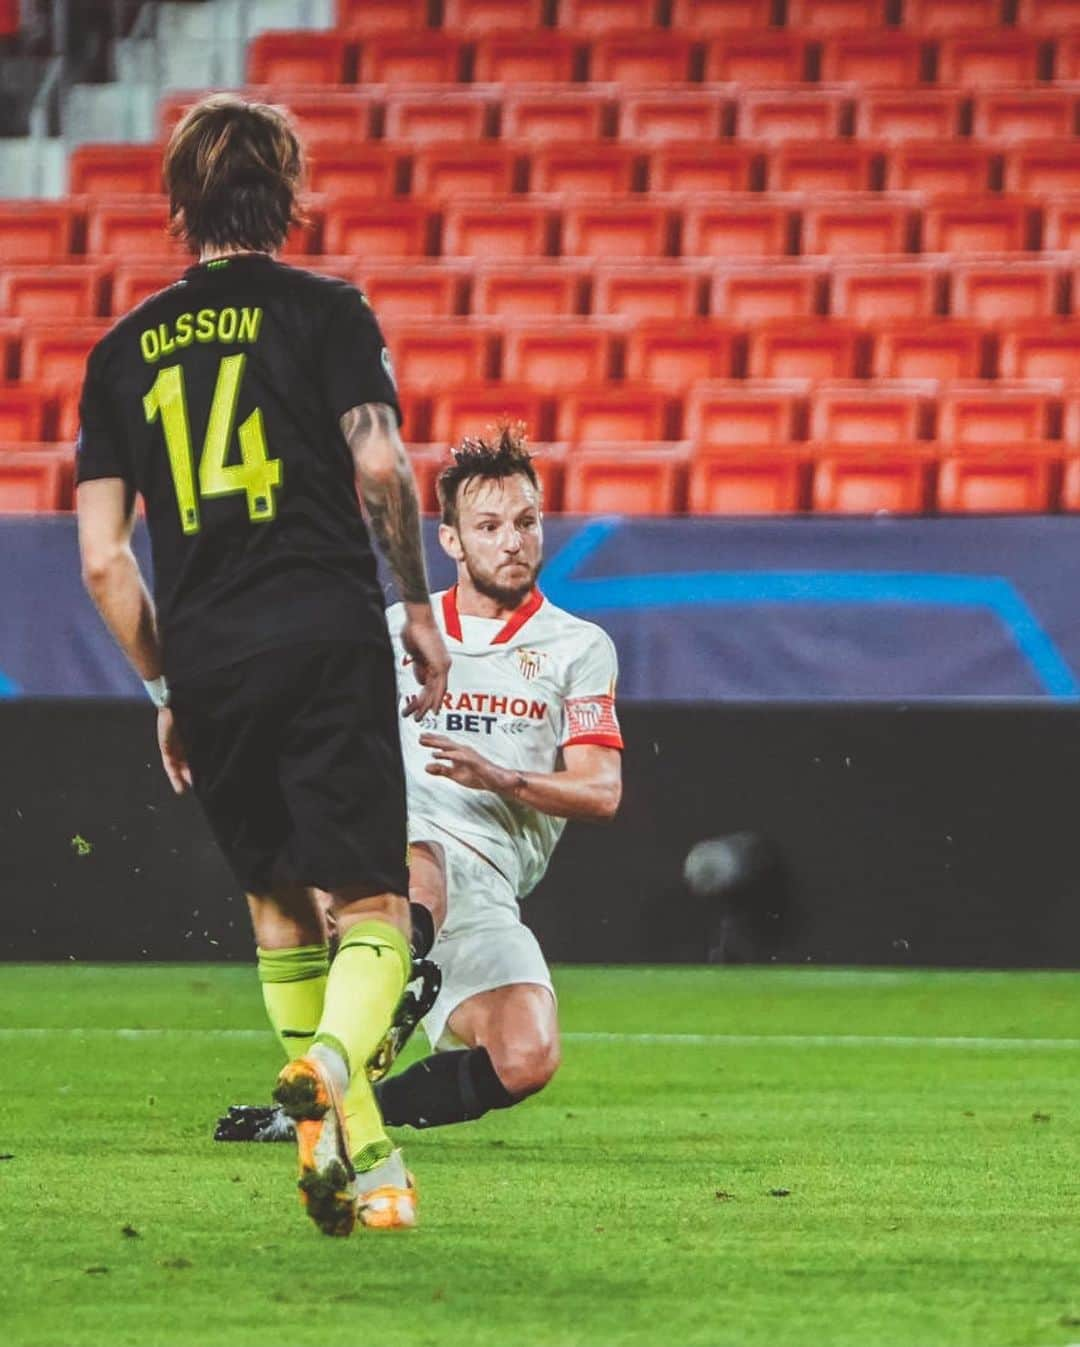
[2,963,1080,1347]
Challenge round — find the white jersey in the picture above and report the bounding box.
[387,587,623,897]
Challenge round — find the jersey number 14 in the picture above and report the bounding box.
[143,354,282,535]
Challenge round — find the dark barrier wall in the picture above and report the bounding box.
[2,701,1079,968]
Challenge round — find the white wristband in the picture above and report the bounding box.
[143,676,171,709]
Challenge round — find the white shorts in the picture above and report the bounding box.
[409,820,554,1052]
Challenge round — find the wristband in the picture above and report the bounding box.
[143,675,171,709]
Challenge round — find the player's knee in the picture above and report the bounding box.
[492,1034,561,1100]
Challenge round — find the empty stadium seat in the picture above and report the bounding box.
[246,31,348,84]
[589,32,694,85]
[937,450,1057,513]
[902,0,1002,32]
[998,321,1080,380]
[786,0,890,27]
[949,260,1061,323]
[557,0,658,32]
[710,263,822,322]
[69,144,163,197]
[501,89,613,143]
[165,89,378,146]
[1052,33,1080,80]
[563,450,685,515]
[529,145,638,198]
[0,451,67,512]
[384,91,494,145]
[0,266,105,321]
[336,0,429,34]
[1015,0,1080,31]
[800,199,914,256]
[472,32,579,83]
[501,319,617,388]
[688,450,805,514]
[685,382,801,446]
[0,388,50,443]
[818,32,926,87]
[592,262,704,318]
[0,320,21,380]
[921,198,1033,254]
[1042,197,1080,251]
[870,320,985,380]
[360,263,465,318]
[561,202,671,258]
[810,447,933,514]
[618,91,732,145]
[0,203,76,263]
[412,144,518,201]
[936,34,1041,87]
[442,0,545,30]
[681,199,792,258]
[384,321,496,390]
[809,384,929,442]
[853,90,963,142]
[404,446,446,514]
[669,0,773,30]
[111,262,186,314]
[429,387,550,445]
[765,143,877,194]
[623,319,738,389]
[1059,455,1080,512]
[21,323,109,437]
[936,385,1054,444]
[443,201,555,258]
[1003,143,1080,195]
[737,90,850,143]
[85,200,185,259]
[972,92,1077,145]
[307,146,400,200]
[747,320,861,380]
[556,388,673,442]
[472,263,586,316]
[323,201,435,256]
[1062,394,1080,446]
[359,33,466,84]
[883,143,994,196]
[646,143,755,193]
[703,33,809,83]
[829,259,941,321]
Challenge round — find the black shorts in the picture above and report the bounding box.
[171,640,408,897]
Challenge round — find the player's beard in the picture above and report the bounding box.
[462,552,542,609]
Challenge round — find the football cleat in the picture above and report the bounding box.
[213,1104,295,1143]
[273,1056,356,1238]
[354,1149,417,1230]
[366,957,442,1083]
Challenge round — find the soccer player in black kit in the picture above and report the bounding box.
[75,94,450,1235]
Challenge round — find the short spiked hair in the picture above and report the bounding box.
[437,424,541,527]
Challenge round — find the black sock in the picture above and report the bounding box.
[375,1047,515,1128]
[408,902,435,960]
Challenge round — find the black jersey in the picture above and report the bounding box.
[75,253,401,681]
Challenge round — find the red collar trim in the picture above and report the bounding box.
[442,586,544,646]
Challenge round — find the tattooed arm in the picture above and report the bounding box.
[342,402,450,719]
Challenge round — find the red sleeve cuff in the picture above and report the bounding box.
[562,733,624,750]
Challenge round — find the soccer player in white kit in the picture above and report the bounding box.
[374,427,624,1129]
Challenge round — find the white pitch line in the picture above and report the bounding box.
[0,1028,1077,1050]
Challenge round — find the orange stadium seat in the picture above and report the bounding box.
[853,90,964,142]
[623,319,738,389]
[160,90,378,146]
[592,262,704,318]
[1053,34,1080,80]
[972,93,1076,145]
[949,260,1061,323]
[646,144,755,193]
[0,320,22,379]
[810,447,933,514]
[384,91,494,145]
[681,199,793,258]
[703,33,809,84]
[998,322,1080,381]
[800,199,914,256]
[1042,197,1080,251]
[429,387,550,445]
[669,0,774,30]
[1015,0,1080,31]
[921,198,1033,254]
[870,320,986,380]
[588,32,695,85]
[936,385,1053,445]
[404,446,445,514]
[710,263,822,322]
[443,201,555,258]
[809,384,929,443]
[246,31,348,84]
[818,32,926,87]
[21,323,109,437]
[557,0,658,32]
[384,321,496,390]
[472,33,580,83]
[829,260,941,322]
[69,144,162,196]
[563,450,685,515]
[902,0,1002,32]
[501,89,613,144]
[685,383,801,447]
[323,201,434,256]
[1059,455,1080,511]
[747,320,861,380]
[737,90,850,143]
[1063,392,1080,445]
[688,450,805,515]
[336,0,430,35]
[412,144,519,201]
[618,91,732,145]
[0,388,50,442]
[936,34,1042,87]
[529,145,637,198]
[0,452,67,512]
[111,262,185,314]
[1003,143,1080,196]
[472,263,586,316]
[442,0,546,30]
[528,446,567,511]
[883,143,994,196]
[765,143,877,194]
[360,263,464,318]
[0,265,105,321]
[937,451,1057,513]
[555,388,672,442]
[86,199,186,259]
[500,319,617,388]
[359,34,466,84]
[786,0,890,27]
[561,203,671,258]
[306,145,400,200]
[0,203,76,263]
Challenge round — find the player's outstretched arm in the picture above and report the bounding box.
[343,402,450,719]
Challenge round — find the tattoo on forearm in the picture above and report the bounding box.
[342,403,430,604]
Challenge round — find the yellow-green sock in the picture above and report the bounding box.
[313,920,409,1173]
[256,944,329,1060]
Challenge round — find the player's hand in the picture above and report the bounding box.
[420,733,514,794]
[157,707,193,795]
[401,605,451,721]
